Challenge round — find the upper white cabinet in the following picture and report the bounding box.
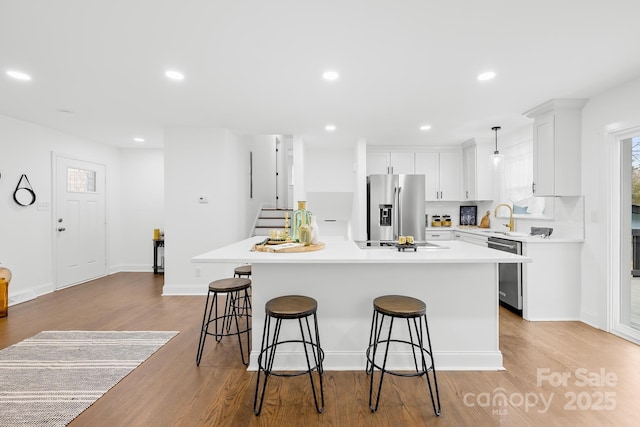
[366,151,414,175]
[414,151,461,201]
[461,139,494,201]
[525,99,587,196]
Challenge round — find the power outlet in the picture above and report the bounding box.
[195,267,202,278]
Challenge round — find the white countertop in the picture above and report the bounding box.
[192,236,531,264]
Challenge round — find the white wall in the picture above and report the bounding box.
[353,139,368,241]
[0,114,120,303]
[305,145,355,192]
[163,127,250,295]
[581,76,640,328]
[116,148,164,272]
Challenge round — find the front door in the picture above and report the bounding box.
[55,155,106,289]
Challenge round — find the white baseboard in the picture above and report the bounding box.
[109,264,153,273]
[8,282,54,307]
[580,310,603,330]
[246,350,504,371]
[162,283,207,296]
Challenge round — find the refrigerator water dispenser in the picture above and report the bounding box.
[379,204,392,226]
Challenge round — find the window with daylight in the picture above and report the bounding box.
[497,139,553,219]
[67,167,96,193]
[496,138,548,217]
[632,136,640,206]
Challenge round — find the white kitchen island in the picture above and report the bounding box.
[192,237,530,371]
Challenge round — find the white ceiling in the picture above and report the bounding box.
[1,1,640,149]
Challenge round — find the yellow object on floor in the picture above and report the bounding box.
[0,266,11,318]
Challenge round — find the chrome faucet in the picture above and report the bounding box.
[494,203,515,232]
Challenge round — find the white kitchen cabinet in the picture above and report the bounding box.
[453,230,488,246]
[525,99,587,196]
[425,229,452,240]
[414,151,461,201]
[366,151,414,175]
[461,139,494,201]
[522,242,581,321]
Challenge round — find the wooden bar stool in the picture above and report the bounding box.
[366,295,441,415]
[254,295,325,415]
[196,278,252,366]
[234,264,252,278]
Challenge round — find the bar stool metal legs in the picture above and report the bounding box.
[366,295,441,416]
[254,295,325,415]
[196,278,252,366]
[233,265,252,316]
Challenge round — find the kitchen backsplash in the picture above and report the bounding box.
[424,196,585,239]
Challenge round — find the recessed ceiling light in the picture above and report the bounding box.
[6,69,32,81]
[165,70,185,81]
[133,137,145,143]
[325,124,336,131]
[420,125,432,131]
[322,71,339,81]
[477,71,496,81]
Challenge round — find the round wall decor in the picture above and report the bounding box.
[13,174,36,206]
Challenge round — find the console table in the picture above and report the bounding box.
[153,239,164,274]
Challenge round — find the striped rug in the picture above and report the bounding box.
[0,330,178,427]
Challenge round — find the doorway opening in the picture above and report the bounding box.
[623,136,640,332]
[611,127,640,344]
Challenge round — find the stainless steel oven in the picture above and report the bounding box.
[488,237,522,313]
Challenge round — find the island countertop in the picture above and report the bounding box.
[192,236,531,264]
[192,236,530,371]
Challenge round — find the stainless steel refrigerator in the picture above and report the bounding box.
[367,174,426,242]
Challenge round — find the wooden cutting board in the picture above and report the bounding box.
[252,242,325,253]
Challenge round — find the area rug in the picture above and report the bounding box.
[0,330,178,427]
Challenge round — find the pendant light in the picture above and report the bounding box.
[491,126,504,168]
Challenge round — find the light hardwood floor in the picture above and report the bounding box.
[1,272,639,426]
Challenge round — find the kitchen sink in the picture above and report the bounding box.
[477,230,529,237]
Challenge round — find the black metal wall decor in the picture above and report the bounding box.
[13,174,36,206]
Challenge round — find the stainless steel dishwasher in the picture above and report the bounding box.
[487,236,523,313]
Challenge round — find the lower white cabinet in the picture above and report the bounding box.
[453,230,488,246]
[425,230,452,240]
[522,242,581,321]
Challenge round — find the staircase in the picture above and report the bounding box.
[252,207,294,237]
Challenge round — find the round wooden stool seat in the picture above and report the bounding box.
[373,295,426,318]
[208,278,251,293]
[266,295,317,319]
[234,265,252,277]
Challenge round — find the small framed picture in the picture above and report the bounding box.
[460,205,477,226]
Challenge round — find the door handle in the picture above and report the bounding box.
[58,227,66,232]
